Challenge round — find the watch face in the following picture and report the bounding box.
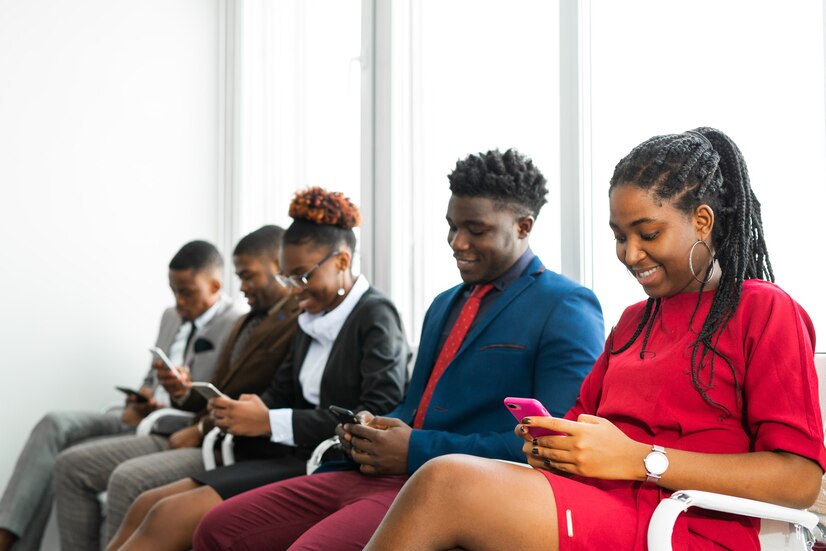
[645,451,669,476]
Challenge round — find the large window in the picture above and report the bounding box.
[389,0,561,341]
[588,0,826,348]
[234,0,362,235]
[228,1,826,350]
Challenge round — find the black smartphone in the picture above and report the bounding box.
[328,405,360,425]
[115,386,149,403]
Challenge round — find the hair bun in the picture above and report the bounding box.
[288,187,362,230]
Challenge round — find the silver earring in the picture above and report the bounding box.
[689,239,714,283]
[336,271,345,296]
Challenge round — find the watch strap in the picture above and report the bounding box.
[644,444,668,484]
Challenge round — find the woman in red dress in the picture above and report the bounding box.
[364,127,826,550]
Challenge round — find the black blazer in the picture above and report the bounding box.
[260,287,410,452]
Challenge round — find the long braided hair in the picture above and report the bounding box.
[608,127,773,416]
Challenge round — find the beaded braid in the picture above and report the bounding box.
[608,127,773,416]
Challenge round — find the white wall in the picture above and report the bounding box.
[0,0,221,499]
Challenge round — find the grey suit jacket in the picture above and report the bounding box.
[142,295,248,408]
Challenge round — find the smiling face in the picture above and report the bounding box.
[445,195,533,284]
[609,184,718,298]
[280,242,350,314]
[233,253,288,313]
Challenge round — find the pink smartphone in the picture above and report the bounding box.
[503,397,564,437]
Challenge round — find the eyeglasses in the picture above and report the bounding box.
[274,251,340,290]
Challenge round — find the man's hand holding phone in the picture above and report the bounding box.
[210,394,270,437]
[334,409,370,457]
[168,424,204,449]
[154,360,191,399]
[121,386,159,426]
[343,414,411,476]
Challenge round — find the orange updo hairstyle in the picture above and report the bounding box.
[289,187,361,229]
[283,187,361,252]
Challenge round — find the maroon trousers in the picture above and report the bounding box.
[193,470,409,551]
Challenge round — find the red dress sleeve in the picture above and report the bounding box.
[741,282,826,471]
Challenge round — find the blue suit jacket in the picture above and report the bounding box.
[389,256,604,472]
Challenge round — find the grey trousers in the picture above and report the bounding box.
[53,434,205,551]
[0,411,133,551]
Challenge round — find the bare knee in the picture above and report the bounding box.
[405,454,484,503]
[132,486,167,514]
[138,495,183,536]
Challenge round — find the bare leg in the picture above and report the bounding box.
[0,528,16,551]
[365,454,559,551]
[117,485,223,551]
[106,479,201,551]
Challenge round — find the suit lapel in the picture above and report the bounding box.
[409,285,466,389]
[219,296,297,386]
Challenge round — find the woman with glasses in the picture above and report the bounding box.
[105,187,410,551]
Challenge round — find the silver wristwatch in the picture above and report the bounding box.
[643,444,668,484]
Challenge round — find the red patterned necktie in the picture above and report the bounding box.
[412,283,495,428]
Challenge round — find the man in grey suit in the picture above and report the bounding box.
[0,240,246,551]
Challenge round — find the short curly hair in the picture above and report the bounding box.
[284,187,361,252]
[168,240,223,275]
[448,149,548,218]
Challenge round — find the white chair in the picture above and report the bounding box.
[647,353,826,550]
[135,407,195,437]
[202,427,235,471]
[647,490,820,550]
[202,428,339,474]
[208,345,420,475]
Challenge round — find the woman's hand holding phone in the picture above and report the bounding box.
[210,393,271,437]
[513,408,648,481]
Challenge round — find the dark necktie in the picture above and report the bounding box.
[412,283,495,428]
[229,312,266,366]
[184,321,197,357]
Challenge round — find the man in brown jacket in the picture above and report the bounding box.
[52,225,300,551]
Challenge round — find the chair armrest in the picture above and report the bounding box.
[221,433,236,467]
[136,408,195,437]
[201,428,235,470]
[306,436,341,475]
[202,427,222,470]
[648,490,819,551]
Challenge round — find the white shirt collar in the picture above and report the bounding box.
[298,275,370,345]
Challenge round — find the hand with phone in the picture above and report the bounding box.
[149,346,191,399]
[210,393,271,437]
[343,414,412,476]
[168,424,204,449]
[506,397,641,479]
[504,397,566,438]
[120,386,159,426]
[329,405,361,426]
[334,409,370,458]
[154,361,191,399]
[191,382,228,400]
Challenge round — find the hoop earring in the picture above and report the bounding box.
[689,239,715,284]
[336,271,345,296]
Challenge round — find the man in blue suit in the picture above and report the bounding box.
[193,148,605,551]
